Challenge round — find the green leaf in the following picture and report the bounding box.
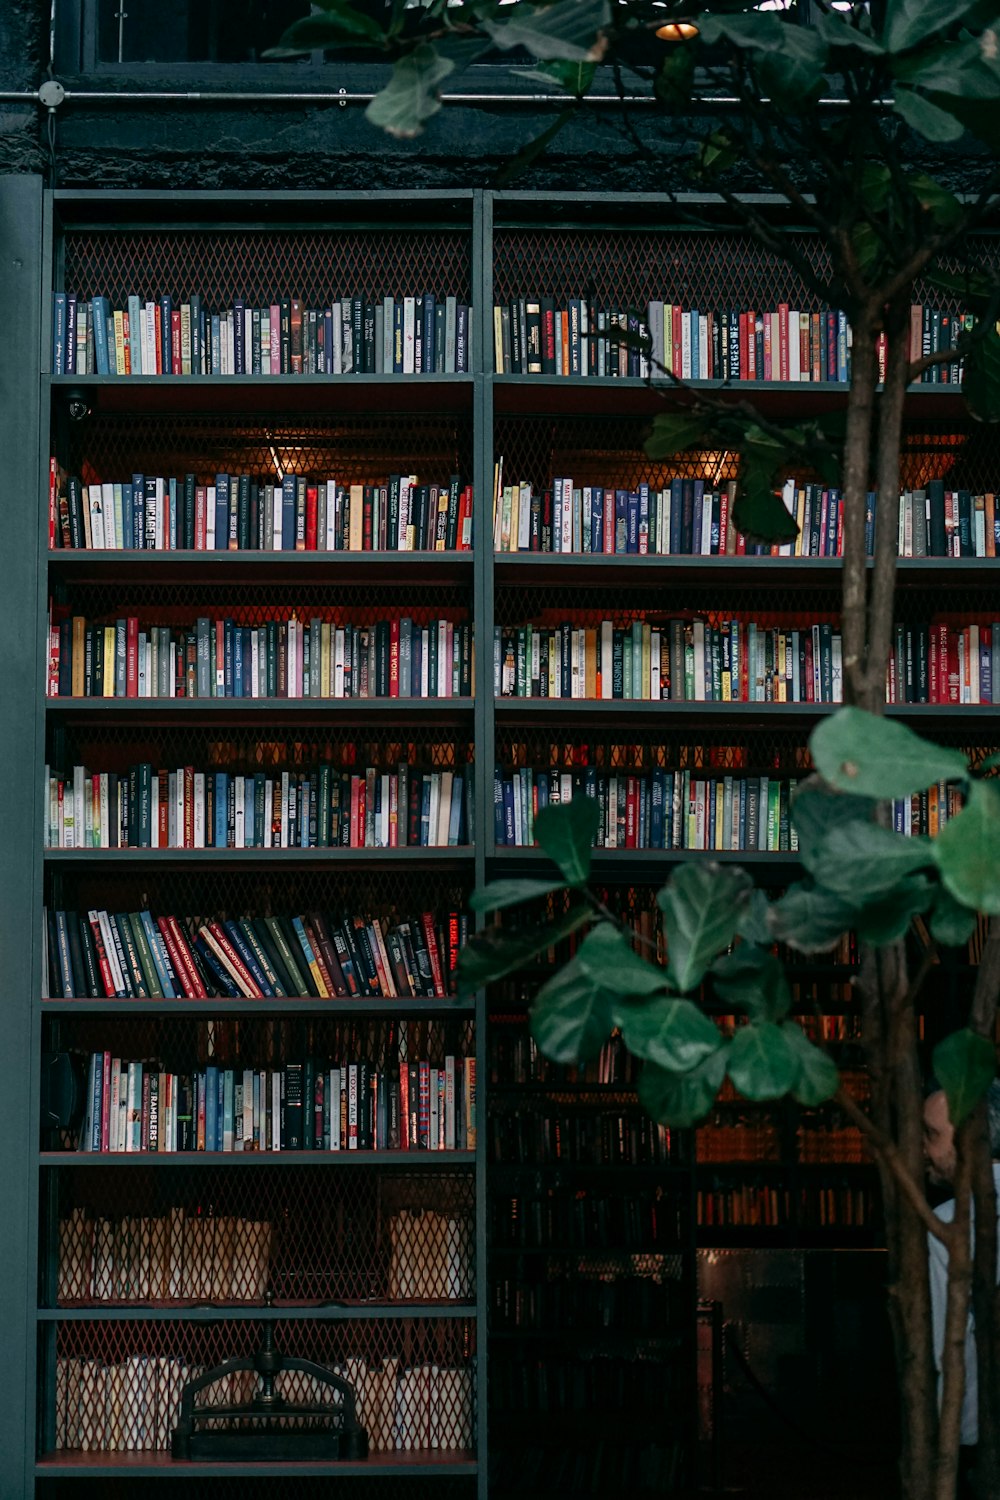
[979,751,1000,772]
[810,707,969,798]
[576,923,669,998]
[894,30,1000,104]
[906,172,964,229]
[736,888,772,948]
[616,996,722,1072]
[534,796,601,885]
[697,129,740,178]
[755,26,828,105]
[482,0,611,62]
[893,89,966,142]
[962,322,1000,424]
[933,1028,997,1127]
[930,885,980,947]
[884,0,982,54]
[494,109,576,188]
[697,12,792,51]
[654,44,696,112]
[851,222,884,281]
[513,59,597,94]
[727,1021,800,1101]
[469,877,568,912]
[731,482,799,545]
[365,44,455,137]
[811,9,885,55]
[658,862,753,993]
[781,1023,840,1106]
[768,881,859,953]
[854,875,936,944]
[644,412,710,458]
[804,820,934,900]
[711,946,791,1023]
[638,1048,728,1128]
[530,951,615,1063]
[457,903,592,993]
[791,781,877,871]
[268,0,387,53]
[934,779,1000,913]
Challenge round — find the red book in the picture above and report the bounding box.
[349,775,361,848]
[204,921,263,997]
[929,631,939,704]
[818,489,830,558]
[718,487,729,555]
[88,914,117,997]
[421,912,446,997]
[778,304,790,382]
[738,312,749,379]
[735,528,747,556]
[183,766,195,849]
[48,456,57,549]
[799,317,809,383]
[811,313,822,382]
[163,915,207,999]
[101,1051,112,1152]
[126,616,139,697]
[363,486,374,552]
[672,304,683,377]
[171,310,182,372]
[305,485,318,551]
[154,308,163,375]
[763,313,772,382]
[603,487,615,555]
[398,1062,410,1151]
[804,637,815,701]
[389,618,400,698]
[457,485,473,551]
[157,916,191,997]
[194,485,206,550]
[541,305,556,369]
[947,630,960,703]
[121,311,132,375]
[747,312,757,380]
[625,776,637,849]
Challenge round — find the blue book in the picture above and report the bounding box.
[131,475,145,549]
[233,628,244,699]
[215,473,229,551]
[52,292,67,375]
[422,294,436,373]
[233,297,245,374]
[92,295,111,375]
[493,766,504,845]
[206,1065,219,1151]
[650,769,665,848]
[690,309,700,380]
[211,314,222,374]
[159,295,172,374]
[669,479,683,555]
[502,779,515,845]
[223,619,234,695]
[420,777,432,846]
[393,301,404,374]
[127,294,142,374]
[449,774,464,846]
[215,773,229,848]
[168,477,177,551]
[216,1068,227,1151]
[281,476,296,551]
[224,919,273,995]
[591,486,604,554]
[626,492,640,554]
[139,910,177,999]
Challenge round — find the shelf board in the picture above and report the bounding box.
[48,372,474,416]
[43,847,475,869]
[492,373,968,418]
[490,1244,676,1258]
[41,996,474,1016]
[40,1150,477,1167]
[493,698,1000,727]
[492,553,996,589]
[45,695,475,726]
[39,1301,476,1322]
[36,1450,477,1477]
[47,550,475,587]
[696,1228,881,1250]
[489,1162,689,1181]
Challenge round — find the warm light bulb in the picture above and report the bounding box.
[655,20,698,39]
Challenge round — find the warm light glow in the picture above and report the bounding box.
[655,20,698,40]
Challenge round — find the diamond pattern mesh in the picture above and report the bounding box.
[49,580,471,622]
[65,413,474,494]
[38,1483,474,1497]
[51,1316,476,1455]
[494,724,814,774]
[50,1164,474,1308]
[491,226,995,313]
[62,230,472,306]
[494,413,1000,497]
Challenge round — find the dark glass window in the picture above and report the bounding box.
[96,0,312,64]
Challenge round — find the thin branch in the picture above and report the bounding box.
[835,1085,948,1243]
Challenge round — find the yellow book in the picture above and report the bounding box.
[584,627,597,699]
[321,622,332,697]
[113,310,126,375]
[493,305,504,373]
[103,625,116,697]
[641,623,651,701]
[349,484,364,552]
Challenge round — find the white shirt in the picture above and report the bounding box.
[928,1161,1000,1446]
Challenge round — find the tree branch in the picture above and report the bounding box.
[834,1085,948,1243]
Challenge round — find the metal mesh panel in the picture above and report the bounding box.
[65,412,474,492]
[491,226,997,312]
[43,862,473,921]
[49,580,471,622]
[63,230,472,306]
[51,1165,475,1307]
[51,1317,476,1455]
[494,413,1000,498]
[495,724,814,774]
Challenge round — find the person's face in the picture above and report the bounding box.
[924,1090,957,1187]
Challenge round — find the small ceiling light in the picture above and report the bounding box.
[655,20,698,39]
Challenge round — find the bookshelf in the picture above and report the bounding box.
[6,178,999,1497]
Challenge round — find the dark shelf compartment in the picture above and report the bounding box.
[696,1228,881,1249]
[47,550,476,588]
[49,373,474,417]
[45,695,475,727]
[493,698,1000,728]
[487,847,802,883]
[489,1162,689,1181]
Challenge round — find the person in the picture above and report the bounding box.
[923,1078,1000,1497]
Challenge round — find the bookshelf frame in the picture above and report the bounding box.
[10,176,1000,1496]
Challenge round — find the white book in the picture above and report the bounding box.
[330,301,342,374]
[402,296,416,374]
[788,310,800,381]
[699,312,709,379]
[193,772,205,848]
[97,910,127,996]
[560,476,572,553]
[681,313,692,380]
[517,482,532,551]
[206,485,216,549]
[325,480,337,550]
[87,483,105,548]
[779,477,796,558]
[244,306,252,374]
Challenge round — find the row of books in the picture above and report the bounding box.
[52,291,474,376]
[492,471,1000,560]
[53,467,473,554]
[54,1357,474,1453]
[696,1182,874,1228]
[48,614,475,701]
[491,297,966,384]
[889,622,1000,705]
[493,770,803,854]
[45,764,473,851]
[495,618,845,704]
[491,1276,681,1333]
[77,1051,477,1154]
[490,1111,679,1168]
[57,1207,272,1303]
[491,1189,683,1251]
[45,907,467,1000]
[489,1031,637,1088]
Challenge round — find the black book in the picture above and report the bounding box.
[283,1062,304,1149]
[67,476,84,548]
[927,479,947,557]
[75,914,102,998]
[363,299,376,373]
